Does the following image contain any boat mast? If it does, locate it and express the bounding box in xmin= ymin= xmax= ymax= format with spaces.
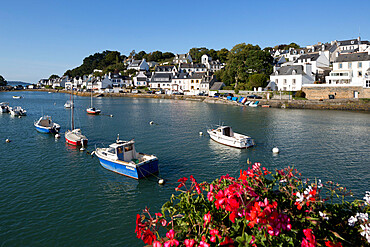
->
xmin=91 ymin=86 xmax=93 ymax=108
xmin=71 ymin=86 xmax=74 ymax=130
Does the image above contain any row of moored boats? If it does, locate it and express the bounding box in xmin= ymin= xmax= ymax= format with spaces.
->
xmin=1 ymin=102 xmax=27 ymax=116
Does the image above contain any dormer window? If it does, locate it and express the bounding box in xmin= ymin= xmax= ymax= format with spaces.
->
xmin=351 ymin=40 xmax=354 ymax=44
xmin=292 ymin=70 xmax=296 ymax=75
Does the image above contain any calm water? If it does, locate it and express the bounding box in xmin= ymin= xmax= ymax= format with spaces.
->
xmin=0 ymin=91 xmax=369 ymax=246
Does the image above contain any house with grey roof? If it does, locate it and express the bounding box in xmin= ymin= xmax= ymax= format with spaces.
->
xmin=201 ymin=54 xmax=224 ymax=72
xmin=179 ymin=63 xmax=207 ymax=73
xmin=294 ymin=52 xmax=331 ymax=82
xmin=171 ymin=71 xmax=215 ymax=95
xmin=270 ymin=64 xmax=315 ymax=91
xmin=173 ymin=53 xmax=192 ymax=64
xmin=127 ymin=59 xmax=149 ymax=71
xmin=133 ymin=71 xmax=151 ymax=87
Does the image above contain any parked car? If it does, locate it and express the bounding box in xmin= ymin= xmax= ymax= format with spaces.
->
xmin=247 ymin=95 xmax=262 ymax=99
xmin=173 ymin=92 xmax=184 ymax=95
xmin=146 ymin=91 xmax=155 ymax=94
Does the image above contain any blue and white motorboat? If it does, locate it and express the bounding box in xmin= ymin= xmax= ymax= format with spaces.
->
xmin=0 ymin=102 xmax=10 ymax=113
xmin=34 ymin=115 xmax=61 ymax=133
xmin=93 ymin=135 xmax=159 ymax=179
xmin=9 ymin=106 xmax=26 ymax=116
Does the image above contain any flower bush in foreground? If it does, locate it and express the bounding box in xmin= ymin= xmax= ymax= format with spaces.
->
xmin=135 ymin=164 xmax=370 ymax=246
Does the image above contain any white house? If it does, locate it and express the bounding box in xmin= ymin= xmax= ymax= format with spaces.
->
xmin=294 ymin=52 xmax=331 ymax=82
xmin=179 ymin=63 xmax=207 ymax=73
xmin=127 ymin=59 xmax=149 ymax=71
xmin=173 ymin=53 xmax=192 ymax=64
xmin=325 ymin=52 xmax=370 ymax=88
xmin=270 ymin=64 xmax=315 ymax=91
xmin=201 ymin=54 xmax=224 ymax=72
xmin=133 ymin=71 xmax=151 ymax=87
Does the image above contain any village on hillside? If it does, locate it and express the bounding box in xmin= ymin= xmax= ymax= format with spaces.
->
xmin=35 ymin=37 xmax=370 ymax=100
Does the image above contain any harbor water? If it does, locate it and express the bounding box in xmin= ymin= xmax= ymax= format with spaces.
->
xmin=0 ymin=91 xmax=369 ymax=246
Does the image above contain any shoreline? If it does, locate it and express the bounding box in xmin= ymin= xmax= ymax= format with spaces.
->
xmin=13 ymin=89 xmax=370 ymax=111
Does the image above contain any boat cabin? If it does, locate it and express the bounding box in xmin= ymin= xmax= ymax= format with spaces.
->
xmin=39 ymin=116 xmax=53 ymax=127
xmin=104 ymin=139 xmax=138 ymax=162
xmin=217 ymin=126 xmax=234 ymax=137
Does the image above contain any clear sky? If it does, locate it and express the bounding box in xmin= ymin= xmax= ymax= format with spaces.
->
xmin=1 ymin=0 xmax=369 ymax=83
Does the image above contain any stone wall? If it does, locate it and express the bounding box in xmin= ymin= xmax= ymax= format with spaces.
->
xmin=302 ymin=86 xmax=370 ymax=100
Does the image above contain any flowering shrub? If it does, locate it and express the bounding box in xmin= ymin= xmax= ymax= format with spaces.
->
xmin=135 ymin=164 xmax=370 ymax=246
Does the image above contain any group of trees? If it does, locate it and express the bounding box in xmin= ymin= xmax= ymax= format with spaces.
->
xmin=188 ymin=47 xmax=229 ymax=64
xmin=214 ymin=43 xmax=273 ymax=90
xmin=133 ymin=50 xmax=175 ymax=62
xmin=64 ymin=50 xmax=127 ymax=78
xmin=0 ymin=75 xmax=7 ymax=86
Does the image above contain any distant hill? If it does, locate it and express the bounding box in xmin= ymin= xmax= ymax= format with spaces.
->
xmin=7 ymin=81 xmax=31 ymax=87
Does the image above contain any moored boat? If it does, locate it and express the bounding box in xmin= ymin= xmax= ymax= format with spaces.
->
xmin=9 ymin=106 xmax=27 ymax=116
xmin=0 ymin=102 xmax=10 ymax=113
xmin=34 ymin=115 xmax=61 ymax=133
xmin=93 ymin=135 xmax=159 ymax=179
xmin=64 ymin=100 xmax=73 ymax=108
xmin=86 ymin=89 xmax=101 ymax=115
xmin=207 ymin=125 xmax=254 ymax=149
xmin=12 ymin=96 xmax=22 ymax=99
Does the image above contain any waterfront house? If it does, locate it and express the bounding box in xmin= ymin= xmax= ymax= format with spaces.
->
xmin=294 ymin=52 xmax=331 ymax=82
xmin=133 ymin=71 xmax=151 ymax=87
xmin=179 ymin=63 xmax=207 ymax=73
xmin=127 ymin=59 xmax=149 ymax=71
xmin=173 ymin=53 xmax=192 ymax=64
xmin=270 ymin=64 xmax=315 ymax=91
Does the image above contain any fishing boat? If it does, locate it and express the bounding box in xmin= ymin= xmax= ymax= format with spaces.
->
xmin=86 ymin=89 xmax=101 ymax=115
xmin=34 ymin=115 xmax=61 ymax=133
xmin=207 ymin=125 xmax=255 ymax=149
xmin=9 ymin=106 xmax=27 ymax=116
xmin=0 ymin=102 xmax=10 ymax=113
xmin=93 ymin=135 xmax=159 ymax=179
xmin=65 ymin=87 xmax=88 ymax=146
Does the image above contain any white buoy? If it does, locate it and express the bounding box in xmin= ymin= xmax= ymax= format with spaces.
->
xmin=18 ymin=116 xmax=22 ymax=118
xmin=80 ymin=147 xmax=85 ymax=151
xmin=272 ymin=147 xmax=280 ymax=154
xmin=5 ymin=139 xmax=11 ymax=143
xmin=55 ymin=134 xmax=61 ymax=139
xmin=149 ymin=121 xmax=154 ymax=125
xmin=158 ymin=179 xmax=165 ymax=185
xmin=110 ymin=114 xmax=113 ymax=117
xmin=199 ymin=131 xmax=203 ymax=136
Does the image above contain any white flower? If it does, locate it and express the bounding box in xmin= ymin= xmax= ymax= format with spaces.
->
xmin=319 ymin=211 xmax=329 ymax=220
xmin=360 ymin=223 xmax=370 ymax=243
xmin=348 ymin=216 xmax=358 ymax=226
xmin=356 ymin=213 xmax=369 ymax=222
xmin=295 ymin=192 xmax=304 ymax=203
xmin=317 ymin=179 xmax=323 ymax=189
xmin=279 ymin=179 xmax=287 ymax=183
xmin=364 ymin=191 xmax=370 ymax=205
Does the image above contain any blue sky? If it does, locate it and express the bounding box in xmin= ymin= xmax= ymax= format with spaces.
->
xmin=1 ymin=0 xmax=369 ymax=83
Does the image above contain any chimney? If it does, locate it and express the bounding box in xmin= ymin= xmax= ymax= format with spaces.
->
xmin=303 ymin=63 xmax=312 ymax=78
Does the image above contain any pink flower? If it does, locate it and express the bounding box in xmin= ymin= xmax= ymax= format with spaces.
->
xmin=199 ymin=241 xmax=210 ymax=247
xmin=153 ymin=240 xmax=162 ymax=247
xmin=203 ymin=212 xmax=211 ymax=227
xmin=301 ymin=229 xmax=316 ymax=247
xmin=164 ymin=229 xmax=179 ymax=247
xmin=184 ymin=239 xmax=196 ymax=247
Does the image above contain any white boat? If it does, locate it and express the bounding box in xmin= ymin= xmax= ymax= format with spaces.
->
xmin=9 ymin=106 xmax=27 ymax=116
xmin=65 ymin=87 xmax=88 ymax=146
xmin=93 ymin=135 xmax=159 ymax=179
xmin=249 ymin=101 xmax=259 ymax=107
xmin=0 ymin=102 xmax=10 ymax=113
xmin=34 ymin=116 xmax=61 ymax=133
xmin=12 ymin=96 xmax=22 ymax=99
xmin=207 ymin=126 xmax=255 ymax=149
xmin=64 ymin=100 xmax=73 ymax=108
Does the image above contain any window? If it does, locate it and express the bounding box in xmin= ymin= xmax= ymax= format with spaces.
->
xmin=366 ymin=80 xmax=370 ymax=88
xmin=348 ymin=62 xmax=352 ymax=69
xmin=358 ymin=71 xmax=362 ymax=77
xmin=283 ymin=79 xmax=287 ymax=85
xmin=358 ymin=62 xmax=362 ymax=68
xmin=339 ymin=63 xmax=342 ymax=69
xmin=292 ymin=79 xmax=296 ymax=85
xmin=275 ymin=79 xmax=278 ymax=84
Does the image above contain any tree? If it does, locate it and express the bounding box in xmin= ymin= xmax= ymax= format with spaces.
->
xmin=134 ymin=51 xmax=146 ymax=60
xmin=189 ymin=47 xmax=209 ymax=63
xmin=49 ymin=74 xmax=60 ymax=80
xmin=221 ymin=43 xmax=273 ymax=87
xmin=247 ymin=73 xmax=269 ymax=90
xmin=0 ymin=75 xmax=7 ymax=86
xmin=217 ymin=48 xmax=229 ymax=63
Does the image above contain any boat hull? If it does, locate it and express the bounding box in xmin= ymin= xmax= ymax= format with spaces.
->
xmin=97 ymin=156 xmax=159 ymax=179
xmin=207 ymin=130 xmax=254 ymax=149
xmin=35 ymin=125 xmax=60 ymax=134
xmin=86 ymin=109 xmax=101 ymax=115
xmin=65 ymin=137 xmax=88 ymax=146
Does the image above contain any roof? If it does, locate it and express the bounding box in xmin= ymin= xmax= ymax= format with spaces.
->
xmin=273 ymin=65 xmax=305 ymax=76
xmin=337 ymin=39 xmax=361 ymax=46
xmin=128 ymin=60 xmax=142 ymax=67
xmin=295 ymin=53 xmax=320 ymax=62
xmin=210 ymin=82 xmax=225 ymax=90
xmin=336 ymin=52 xmax=370 ymax=62
xmin=155 ymin=65 xmax=175 ymax=72
xmin=180 ymin=63 xmax=206 ymax=69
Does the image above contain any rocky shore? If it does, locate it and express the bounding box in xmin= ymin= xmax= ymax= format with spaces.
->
xmin=24 ymin=89 xmax=370 ymax=111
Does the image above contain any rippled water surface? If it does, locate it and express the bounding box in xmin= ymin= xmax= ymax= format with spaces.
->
xmin=0 ymin=91 xmax=369 ymax=246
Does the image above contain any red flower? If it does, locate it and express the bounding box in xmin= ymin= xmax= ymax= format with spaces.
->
xmin=220 ymin=236 xmax=234 ymax=246
xmin=141 ymin=229 xmax=156 ymax=245
xmin=153 ymin=240 xmax=162 ymax=247
xmin=135 ymin=214 xmax=143 ymax=238
xmin=164 ymin=229 xmax=179 ymax=247
xmin=325 ymin=241 xmax=342 ymax=247
xmin=177 ymin=177 xmax=188 ymax=189
xmin=301 ymin=229 xmax=316 ymax=247
xmin=184 ymin=239 xmax=196 ymax=247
